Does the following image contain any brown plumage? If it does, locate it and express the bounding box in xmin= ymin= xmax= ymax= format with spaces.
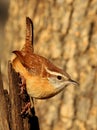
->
xmin=12 ymin=50 xmax=70 ymax=78
xmin=12 ymin=17 xmax=78 ymax=99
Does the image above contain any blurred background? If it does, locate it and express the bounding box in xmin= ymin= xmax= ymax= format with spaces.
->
xmin=0 ymin=0 xmax=97 ymax=130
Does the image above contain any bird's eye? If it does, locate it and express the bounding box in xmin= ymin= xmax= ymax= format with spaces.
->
xmin=57 ymin=75 xmax=62 ymax=80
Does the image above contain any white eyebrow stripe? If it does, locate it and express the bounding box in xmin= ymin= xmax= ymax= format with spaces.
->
xmin=45 ymin=67 xmax=66 ymax=79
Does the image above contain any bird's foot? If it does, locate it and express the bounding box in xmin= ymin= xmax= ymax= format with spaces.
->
xmin=18 ymin=74 xmax=26 ymax=95
xmin=21 ymin=101 xmax=31 ymax=117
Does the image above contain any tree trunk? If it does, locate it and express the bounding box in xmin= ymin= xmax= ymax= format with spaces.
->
xmin=1 ymin=0 xmax=97 ymax=130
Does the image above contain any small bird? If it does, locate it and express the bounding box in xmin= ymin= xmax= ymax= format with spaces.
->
xmin=12 ymin=17 xmax=78 ymax=100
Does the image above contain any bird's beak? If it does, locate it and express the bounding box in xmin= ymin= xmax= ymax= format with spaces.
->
xmin=69 ymin=79 xmax=79 ymax=86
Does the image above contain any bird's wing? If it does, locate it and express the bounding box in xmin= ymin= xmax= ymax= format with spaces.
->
xmin=12 ymin=50 xmax=43 ymax=75
xmin=12 ymin=50 xmax=26 ymax=66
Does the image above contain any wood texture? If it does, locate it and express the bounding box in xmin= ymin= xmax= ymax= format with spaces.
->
xmin=8 ymin=61 xmax=24 ymax=130
xmin=0 ymin=65 xmax=10 ymax=130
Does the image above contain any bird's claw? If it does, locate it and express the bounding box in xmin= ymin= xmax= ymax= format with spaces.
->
xmin=20 ymin=102 xmax=31 ymax=118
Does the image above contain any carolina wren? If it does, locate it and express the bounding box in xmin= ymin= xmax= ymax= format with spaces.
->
xmin=12 ymin=17 xmax=78 ymax=100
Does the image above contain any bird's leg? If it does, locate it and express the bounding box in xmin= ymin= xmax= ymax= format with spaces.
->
xmin=18 ymin=74 xmax=26 ymax=95
xmin=21 ymin=97 xmax=35 ymax=117
xmin=21 ymin=101 xmax=31 ymax=117
xmin=30 ymin=97 xmax=34 ymax=108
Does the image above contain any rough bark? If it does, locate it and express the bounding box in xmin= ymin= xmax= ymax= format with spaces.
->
xmin=8 ymin=62 xmax=24 ymax=130
xmin=0 ymin=65 xmax=10 ymax=130
xmin=1 ymin=0 xmax=97 ymax=130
